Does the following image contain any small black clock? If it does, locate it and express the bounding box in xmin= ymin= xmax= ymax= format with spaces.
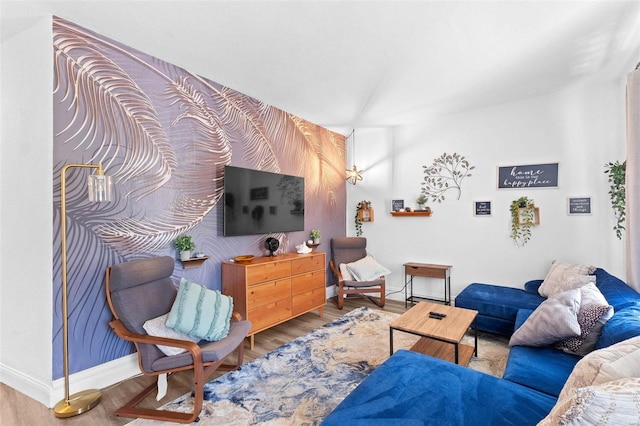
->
xmin=265 ymin=237 xmax=280 ymax=257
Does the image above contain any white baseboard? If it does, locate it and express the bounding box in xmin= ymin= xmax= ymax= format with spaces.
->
xmin=1 ymin=353 xmax=140 ymax=408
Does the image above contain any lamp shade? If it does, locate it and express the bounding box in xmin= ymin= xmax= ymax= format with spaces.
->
xmin=87 ymin=174 xmax=113 ymax=202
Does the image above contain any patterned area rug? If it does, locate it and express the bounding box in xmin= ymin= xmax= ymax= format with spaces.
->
xmin=129 ymin=307 xmax=509 ymax=425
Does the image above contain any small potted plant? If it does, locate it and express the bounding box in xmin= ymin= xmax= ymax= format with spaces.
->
xmin=174 ymin=235 xmax=196 ymax=261
xmin=416 ymin=194 xmax=428 ymax=210
xmin=310 ymin=229 xmax=321 ymax=244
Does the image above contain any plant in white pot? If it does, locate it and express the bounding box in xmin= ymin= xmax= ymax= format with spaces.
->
xmin=175 ymin=235 xmax=196 ymax=261
xmin=310 ymin=229 xmax=321 ymax=244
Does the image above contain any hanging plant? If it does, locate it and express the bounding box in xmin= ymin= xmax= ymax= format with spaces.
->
xmin=422 ymin=152 xmax=475 ymax=202
xmin=605 ymin=161 xmax=626 ymax=240
xmin=509 ymin=196 xmax=535 ymax=247
xmin=354 ymin=200 xmax=371 ymax=236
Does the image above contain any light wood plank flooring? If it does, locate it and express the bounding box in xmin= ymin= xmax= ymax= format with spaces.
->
xmin=0 ymin=298 xmax=407 ymax=426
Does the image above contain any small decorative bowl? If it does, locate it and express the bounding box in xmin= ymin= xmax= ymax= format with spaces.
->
xmin=234 ymin=255 xmax=255 ymax=264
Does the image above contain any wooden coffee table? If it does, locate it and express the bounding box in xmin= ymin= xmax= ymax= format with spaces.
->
xmin=389 ymin=301 xmax=478 ymax=365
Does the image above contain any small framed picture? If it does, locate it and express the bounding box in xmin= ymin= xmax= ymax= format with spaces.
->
xmin=568 ymin=197 xmax=591 ymax=215
xmin=391 ymin=199 xmax=404 ymax=212
xmin=473 ymin=201 xmax=492 ymax=216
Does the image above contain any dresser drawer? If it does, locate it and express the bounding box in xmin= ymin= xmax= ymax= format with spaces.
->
xmin=248 ymin=298 xmax=292 ymax=333
xmin=246 ymin=261 xmax=292 ymax=285
xmin=291 ymin=271 xmax=325 ymax=295
xmin=291 ymin=253 xmax=324 ymax=275
xmin=247 ymin=278 xmax=291 ymax=308
xmin=292 ymin=288 xmax=325 ymax=316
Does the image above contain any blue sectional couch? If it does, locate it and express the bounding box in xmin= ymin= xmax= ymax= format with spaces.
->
xmin=322 ymin=267 xmax=640 ymax=425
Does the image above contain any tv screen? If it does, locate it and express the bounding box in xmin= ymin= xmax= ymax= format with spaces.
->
xmin=223 ymin=166 xmax=305 ymax=236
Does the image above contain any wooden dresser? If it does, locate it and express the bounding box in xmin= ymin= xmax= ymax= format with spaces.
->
xmin=221 ymin=252 xmax=326 ymax=347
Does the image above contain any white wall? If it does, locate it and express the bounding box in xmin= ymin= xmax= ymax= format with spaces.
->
xmin=348 ymin=81 xmax=627 ymax=302
xmin=0 ymin=10 xmax=55 ymax=403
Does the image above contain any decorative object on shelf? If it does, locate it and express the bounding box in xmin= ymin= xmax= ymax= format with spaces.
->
xmin=265 ymin=237 xmax=280 ymax=257
xmin=345 ymin=129 xmax=364 ymax=185
xmin=174 ymin=234 xmax=195 ymax=261
xmin=605 ymin=160 xmax=626 ymax=239
xmin=416 ymin=194 xmax=428 ymax=210
xmin=422 ymin=152 xmax=475 ymax=202
xmin=233 ymin=255 xmax=255 ymax=264
xmin=310 ymin=229 xmax=321 ymax=244
xmin=54 ymin=162 xmax=113 ymax=418
xmin=296 ymin=242 xmax=313 ymax=254
xmin=391 ymin=199 xmax=405 ymax=212
xmin=355 ymin=200 xmax=373 ymax=236
xmin=509 ymin=196 xmax=538 ymax=247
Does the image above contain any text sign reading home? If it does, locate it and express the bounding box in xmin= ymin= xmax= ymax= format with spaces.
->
xmin=498 ymin=163 xmax=559 ymax=189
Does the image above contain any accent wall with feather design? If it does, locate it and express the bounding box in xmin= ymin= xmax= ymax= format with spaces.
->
xmin=52 ymin=17 xmax=346 ymax=379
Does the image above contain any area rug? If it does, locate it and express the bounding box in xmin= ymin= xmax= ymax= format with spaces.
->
xmin=128 ymin=307 xmax=509 ymax=425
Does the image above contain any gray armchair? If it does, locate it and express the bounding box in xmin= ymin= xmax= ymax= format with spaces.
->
xmin=329 ymin=237 xmax=386 ymax=309
xmin=105 ymin=256 xmax=251 ymax=423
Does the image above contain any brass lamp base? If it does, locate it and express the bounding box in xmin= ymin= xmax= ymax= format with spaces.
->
xmin=53 ymin=389 xmax=102 ymax=418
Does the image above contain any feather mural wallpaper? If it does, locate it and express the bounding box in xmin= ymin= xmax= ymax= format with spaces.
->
xmin=52 ymin=17 xmax=346 ymax=379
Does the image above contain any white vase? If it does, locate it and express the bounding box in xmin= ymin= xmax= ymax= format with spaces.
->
xmin=180 ymin=250 xmax=191 ymax=261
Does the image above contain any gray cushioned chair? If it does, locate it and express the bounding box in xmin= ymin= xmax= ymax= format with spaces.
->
xmin=330 ymin=237 xmax=386 ymax=309
xmin=105 ymin=256 xmax=251 ymax=423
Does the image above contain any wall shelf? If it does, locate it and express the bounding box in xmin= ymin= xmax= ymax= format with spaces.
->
xmin=517 ymin=207 xmax=540 ymax=225
xmin=391 ymin=211 xmax=432 ymax=217
xmin=180 ymin=256 xmax=209 ymax=269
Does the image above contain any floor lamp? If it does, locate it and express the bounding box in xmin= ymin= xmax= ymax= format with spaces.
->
xmin=54 ymin=163 xmax=112 ymax=418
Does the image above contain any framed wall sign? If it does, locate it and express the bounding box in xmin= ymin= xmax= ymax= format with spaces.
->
xmin=391 ymin=199 xmax=405 ymax=212
xmin=568 ymin=197 xmax=591 ymax=215
xmin=497 ymin=163 xmax=559 ymax=189
xmin=473 ymin=201 xmax=492 ymax=216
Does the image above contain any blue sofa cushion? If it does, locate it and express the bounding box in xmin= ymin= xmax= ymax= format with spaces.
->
xmin=503 ymin=309 xmax=581 ymax=397
xmin=455 ymin=283 xmax=545 ymax=335
xmin=524 ymin=279 xmax=543 ymax=294
xmin=595 ymin=268 xmax=640 ymax=310
xmin=596 ymin=304 xmax=640 ymax=349
xmin=322 ymin=350 xmax=556 ymax=426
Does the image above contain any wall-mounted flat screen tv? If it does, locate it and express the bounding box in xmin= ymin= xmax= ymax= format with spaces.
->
xmin=223 ymin=165 xmax=305 ymax=236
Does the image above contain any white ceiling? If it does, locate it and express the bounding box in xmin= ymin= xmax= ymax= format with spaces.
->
xmin=3 ymin=1 xmax=640 ymax=133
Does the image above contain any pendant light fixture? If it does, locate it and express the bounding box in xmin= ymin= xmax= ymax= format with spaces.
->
xmin=345 ymin=128 xmax=363 ymax=185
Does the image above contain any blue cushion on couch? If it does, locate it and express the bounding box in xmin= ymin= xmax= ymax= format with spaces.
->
xmin=322 ymin=350 xmax=556 ymax=426
xmin=455 ymin=283 xmax=545 ymax=335
xmin=595 ymin=268 xmax=640 ymax=310
xmin=596 ymin=304 xmax=640 ymax=349
xmin=503 ymin=309 xmax=581 ymax=397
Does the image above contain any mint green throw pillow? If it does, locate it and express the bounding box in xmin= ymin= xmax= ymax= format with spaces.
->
xmin=166 ymin=278 xmax=233 ymax=341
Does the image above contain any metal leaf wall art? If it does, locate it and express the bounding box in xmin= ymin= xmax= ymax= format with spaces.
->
xmin=421 ymin=152 xmax=475 ymax=202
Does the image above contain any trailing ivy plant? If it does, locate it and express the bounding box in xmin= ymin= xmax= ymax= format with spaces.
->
xmin=605 ymin=161 xmax=626 ymax=240
xmin=354 ymin=200 xmax=371 ymax=236
xmin=509 ymin=196 xmax=535 ymax=247
xmin=422 ymin=152 xmax=475 ymax=203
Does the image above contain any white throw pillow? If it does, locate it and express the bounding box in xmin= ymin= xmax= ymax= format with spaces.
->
xmin=509 ymin=288 xmax=581 ymax=347
xmin=339 ymin=263 xmax=354 ymax=281
xmin=346 ymin=255 xmax=391 ymax=281
xmin=538 ymin=261 xmax=596 ymax=297
xmin=555 ymin=283 xmax=613 ymax=355
xmin=143 ymin=313 xmax=200 ymax=356
xmin=538 ymin=377 xmax=640 ymax=426
xmin=556 ymin=335 xmax=640 ymax=402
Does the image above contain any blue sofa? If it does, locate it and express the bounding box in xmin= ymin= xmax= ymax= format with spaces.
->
xmin=322 ymin=268 xmax=640 ymax=425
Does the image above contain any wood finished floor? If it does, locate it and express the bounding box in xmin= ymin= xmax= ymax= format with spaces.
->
xmin=0 ymin=298 xmax=408 ymax=426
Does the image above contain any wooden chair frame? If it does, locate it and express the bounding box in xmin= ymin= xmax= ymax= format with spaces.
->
xmin=329 ymin=260 xmax=386 ymax=309
xmin=106 ymin=267 xmax=246 ymax=424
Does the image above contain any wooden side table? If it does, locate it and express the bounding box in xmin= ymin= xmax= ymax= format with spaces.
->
xmin=404 ymin=263 xmax=452 ymax=307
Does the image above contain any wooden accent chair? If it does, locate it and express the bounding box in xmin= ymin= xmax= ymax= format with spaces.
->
xmin=105 ymin=256 xmax=251 ymax=423
xmin=329 ymin=237 xmax=386 ymax=309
